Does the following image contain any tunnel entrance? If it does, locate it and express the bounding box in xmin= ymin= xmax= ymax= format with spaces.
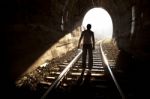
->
xmin=82 ymin=8 xmax=113 ymax=41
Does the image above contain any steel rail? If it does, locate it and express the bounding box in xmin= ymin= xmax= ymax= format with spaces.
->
xmin=100 ymin=40 xmax=126 ymax=99
xmin=41 ymin=49 xmax=82 ymax=99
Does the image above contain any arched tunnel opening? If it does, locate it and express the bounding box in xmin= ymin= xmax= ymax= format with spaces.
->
xmin=82 ymin=7 xmax=113 ymax=40
xmin=3 ymin=0 xmax=150 ymax=99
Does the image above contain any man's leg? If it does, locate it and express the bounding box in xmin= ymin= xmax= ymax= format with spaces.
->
xmin=88 ymin=45 xmax=93 ymax=69
xmin=82 ymin=45 xmax=87 ymax=68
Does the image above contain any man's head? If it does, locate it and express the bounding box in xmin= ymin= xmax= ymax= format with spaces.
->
xmin=87 ymin=24 xmax=91 ymax=30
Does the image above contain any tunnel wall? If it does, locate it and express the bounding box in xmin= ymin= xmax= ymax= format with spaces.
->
xmin=5 ymin=0 xmax=150 ymax=82
xmin=6 ymin=0 xmax=82 ymax=81
xmin=129 ymin=0 xmax=150 ymax=60
xmin=24 ymin=26 xmax=81 ymax=75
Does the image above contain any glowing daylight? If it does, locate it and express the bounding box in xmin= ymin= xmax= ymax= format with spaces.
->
xmin=82 ymin=8 xmax=113 ymax=40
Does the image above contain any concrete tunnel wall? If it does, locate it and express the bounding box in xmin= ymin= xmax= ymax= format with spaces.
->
xmin=4 ymin=0 xmax=150 ymax=81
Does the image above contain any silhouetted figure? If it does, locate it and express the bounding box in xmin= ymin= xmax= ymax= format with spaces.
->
xmin=78 ymin=24 xmax=95 ymax=69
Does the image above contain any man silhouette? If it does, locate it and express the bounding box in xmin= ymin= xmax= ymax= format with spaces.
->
xmin=78 ymin=24 xmax=95 ymax=69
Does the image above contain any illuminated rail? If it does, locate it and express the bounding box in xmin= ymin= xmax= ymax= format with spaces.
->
xmin=41 ymin=49 xmax=82 ymax=99
xmin=40 ymin=40 xmax=125 ymax=99
xmin=100 ymin=40 xmax=126 ymax=99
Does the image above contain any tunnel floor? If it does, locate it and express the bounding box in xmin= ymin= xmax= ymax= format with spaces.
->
xmin=11 ymin=39 xmax=149 ymax=99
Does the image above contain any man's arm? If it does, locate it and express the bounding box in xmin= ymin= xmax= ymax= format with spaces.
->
xmin=78 ymin=32 xmax=84 ymax=48
xmin=92 ymin=32 xmax=95 ymax=50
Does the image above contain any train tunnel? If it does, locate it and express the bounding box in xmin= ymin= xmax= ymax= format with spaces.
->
xmin=3 ymin=0 xmax=150 ymax=98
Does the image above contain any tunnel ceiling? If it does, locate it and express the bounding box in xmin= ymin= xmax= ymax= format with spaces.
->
xmin=6 ymin=0 xmax=133 ymax=32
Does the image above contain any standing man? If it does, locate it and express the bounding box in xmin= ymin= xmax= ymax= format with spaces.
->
xmin=78 ymin=24 xmax=95 ymax=69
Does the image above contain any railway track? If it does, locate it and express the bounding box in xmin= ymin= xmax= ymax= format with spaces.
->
xmin=36 ymin=41 xmax=125 ymax=99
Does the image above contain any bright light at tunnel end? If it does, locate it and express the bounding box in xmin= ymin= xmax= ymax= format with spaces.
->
xmin=82 ymin=8 xmax=113 ymax=40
